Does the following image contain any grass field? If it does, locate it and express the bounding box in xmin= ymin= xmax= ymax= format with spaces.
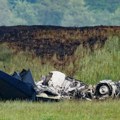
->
xmin=0 ymin=36 xmax=119 ymax=120
xmin=0 ymin=100 xmax=120 ymax=120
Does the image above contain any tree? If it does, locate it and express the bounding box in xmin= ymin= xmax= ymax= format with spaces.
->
xmin=11 ymin=0 xmax=38 ymax=25
xmin=34 ymin=0 xmax=66 ymax=25
xmin=0 ymin=0 xmax=27 ymax=26
xmin=1 ymin=0 xmax=120 ymax=26
xmin=85 ymin=0 xmax=120 ymax=12
xmin=61 ymin=0 xmax=94 ymax=26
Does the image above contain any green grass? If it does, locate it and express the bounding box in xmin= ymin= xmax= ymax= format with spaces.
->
xmin=75 ymin=36 xmax=120 ymax=84
xmin=0 ymin=36 xmax=119 ymax=84
xmin=0 ymin=44 xmax=55 ymax=80
xmin=0 ymin=100 xmax=120 ymax=120
xmin=0 ymin=36 xmax=120 ymax=120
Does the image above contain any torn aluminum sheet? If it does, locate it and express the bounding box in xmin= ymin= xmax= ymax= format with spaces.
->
xmin=36 ymin=71 xmax=94 ymax=100
xmin=36 ymin=71 xmax=120 ymax=101
xmin=0 ymin=69 xmax=119 ymax=101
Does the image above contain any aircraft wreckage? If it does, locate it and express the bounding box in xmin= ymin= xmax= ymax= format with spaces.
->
xmin=0 ymin=69 xmax=120 ymax=101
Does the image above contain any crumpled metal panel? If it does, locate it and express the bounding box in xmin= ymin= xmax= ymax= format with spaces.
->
xmin=36 ymin=71 xmax=120 ymax=101
xmin=0 ymin=70 xmax=36 ymax=100
xmin=0 ymin=69 xmax=120 ymax=101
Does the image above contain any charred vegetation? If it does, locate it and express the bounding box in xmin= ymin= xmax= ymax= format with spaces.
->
xmin=0 ymin=25 xmax=119 ymax=69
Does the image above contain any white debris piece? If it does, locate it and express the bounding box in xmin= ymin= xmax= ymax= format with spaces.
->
xmin=35 ymin=71 xmax=120 ymax=101
xmin=95 ymin=80 xmax=118 ymax=99
xmin=36 ymin=71 xmax=90 ymax=100
xmin=49 ymin=71 xmax=66 ymax=89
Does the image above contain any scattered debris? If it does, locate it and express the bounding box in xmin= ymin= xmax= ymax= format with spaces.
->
xmin=95 ymin=80 xmax=120 ymax=99
xmin=0 ymin=69 xmax=119 ymax=101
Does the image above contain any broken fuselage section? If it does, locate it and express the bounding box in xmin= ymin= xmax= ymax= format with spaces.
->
xmin=0 ymin=70 xmax=119 ymax=101
xmin=36 ymin=71 xmax=93 ymax=101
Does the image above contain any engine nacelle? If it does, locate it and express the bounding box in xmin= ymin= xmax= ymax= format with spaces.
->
xmin=95 ymin=80 xmax=118 ymax=99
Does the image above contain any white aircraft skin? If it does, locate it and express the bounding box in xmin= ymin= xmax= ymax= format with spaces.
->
xmin=49 ymin=71 xmax=66 ymax=88
xmin=35 ymin=71 xmax=120 ymax=101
